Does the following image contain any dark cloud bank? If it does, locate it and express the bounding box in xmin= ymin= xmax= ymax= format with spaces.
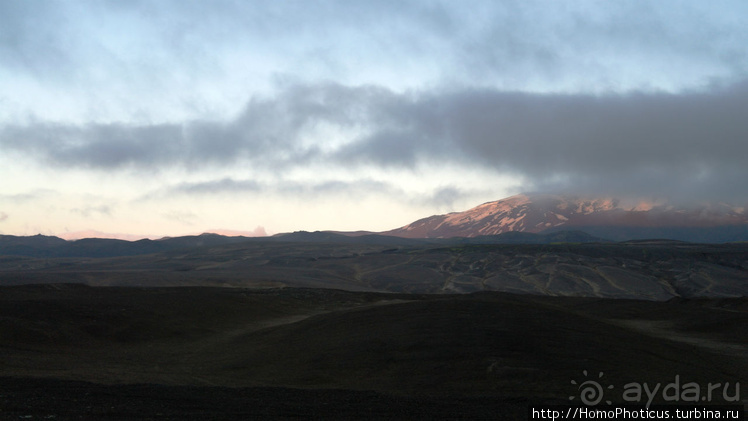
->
xmin=2 ymin=80 xmax=747 ymax=204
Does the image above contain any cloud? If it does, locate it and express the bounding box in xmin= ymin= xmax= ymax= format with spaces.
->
xmin=0 ymin=212 xmax=8 ymax=222
xmin=166 ymin=178 xmax=263 ymax=196
xmin=0 ymin=2 xmax=71 ymax=78
xmin=0 ymin=122 xmax=185 ymax=169
xmin=443 ymin=82 xmax=748 ymax=202
xmin=2 ymin=1 xmax=748 ymax=127
xmin=3 ymin=80 xmax=748 ymax=203
xmin=337 ymin=81 xmax=748 ymax=202
xmin=0 ymin=84 xmax=381 ymax=169
xmin=0 ymin=190 xmax=57 ymax=204
xmin=3 ymin=1 xmax=745 ymax=89
xmin=162 ymin=210 xmax=198 ymax=226
xmin=145 ymin=176 xmax=479 ymax=209
xmin=70 ymin=205 xmax=112 ymax=218
xmin=150 ymin=177 xmax=398 ymax=200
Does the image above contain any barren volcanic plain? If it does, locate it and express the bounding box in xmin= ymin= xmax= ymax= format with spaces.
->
xmin=0 ymin=238 xmax=746 ymax=419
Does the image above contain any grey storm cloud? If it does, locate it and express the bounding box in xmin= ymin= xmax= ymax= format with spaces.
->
xmin=3 ymin=80 xmax=748 ymax=202
xmin=0 ymin=84 xmax=407 ymax=169
xmin=1 ymin=123 xmax=184 ymax=169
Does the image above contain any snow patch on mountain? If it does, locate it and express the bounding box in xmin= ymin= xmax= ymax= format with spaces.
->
xmin=383 ymin=193 xmax=748 ymax=239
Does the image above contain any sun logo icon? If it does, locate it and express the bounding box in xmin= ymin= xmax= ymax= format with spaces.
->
xmin=570 ymin=370 xmax=614 ymax=406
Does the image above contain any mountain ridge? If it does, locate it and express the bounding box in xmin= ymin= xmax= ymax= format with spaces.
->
xmin=383 ymin=193 xmax=748 ymax=242
xmin=0 ymin=230 xmax=609 ymax=258
xmin=2 ymin=193 xmax=747 ymax=257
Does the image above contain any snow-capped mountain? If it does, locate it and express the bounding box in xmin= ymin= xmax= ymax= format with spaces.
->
xmin=383 ymin=193 xmax=748 ymax=242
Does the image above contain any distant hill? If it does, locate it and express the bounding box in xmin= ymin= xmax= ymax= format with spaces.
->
xmin=270 ymin=231 xmax=429 ymax=246
xmin=0 ymin=234 xmax=69 ymax=257
xmin=384 ymin=193 xmax=748 ymax=243
xmin=0 ymin=230 xmax=609 ymax=259
xmin=0 ymin=233 xmax=254 ymax=258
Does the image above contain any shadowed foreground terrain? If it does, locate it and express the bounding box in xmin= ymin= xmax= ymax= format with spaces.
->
xmin=0 ymin=284 xmax=745 ymax=419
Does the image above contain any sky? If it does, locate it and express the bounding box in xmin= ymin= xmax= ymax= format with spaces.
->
xmin=1 ymin=0 xmax=747 ymax=239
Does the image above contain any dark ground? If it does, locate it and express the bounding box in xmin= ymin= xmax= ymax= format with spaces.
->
xmin=0 ymin=284 xmax=745 ymax=419
xmin=0 ymin=377 xmax=532 ymax=420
